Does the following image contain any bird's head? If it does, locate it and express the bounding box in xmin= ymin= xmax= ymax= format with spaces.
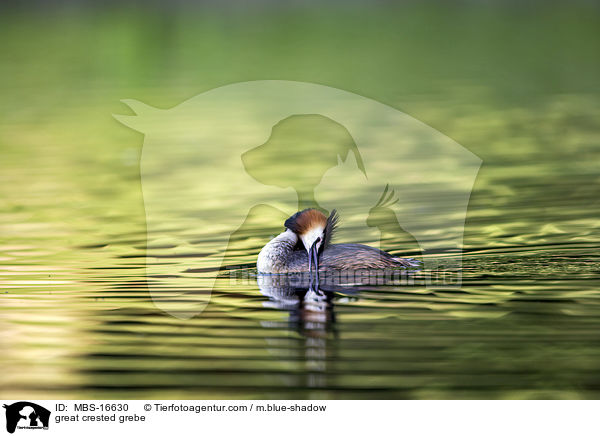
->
xmin=285 ymin=208 xmax=338 ymax=282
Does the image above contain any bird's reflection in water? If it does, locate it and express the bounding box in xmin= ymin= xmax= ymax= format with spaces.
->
xmin=257 ymin=274 xmax=354 ymax=389
xmin=257 ymin=274 xmax=351 ymax=334
xmin=290 ymin=287 xmax=335 ymax=334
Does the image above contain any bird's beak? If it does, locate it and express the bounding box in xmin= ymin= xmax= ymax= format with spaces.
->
xmin=307 ymin=245 xmax=313 ymax=286
xmin=309 ymin=242 xmax=320 ymax=285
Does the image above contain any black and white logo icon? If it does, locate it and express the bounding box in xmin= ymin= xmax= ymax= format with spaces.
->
xmin=3 ymin=402 xmax=50 ymax=434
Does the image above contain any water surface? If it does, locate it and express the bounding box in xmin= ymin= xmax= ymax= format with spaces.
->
xmin=1 ymin=3 xmax=599 ymax=399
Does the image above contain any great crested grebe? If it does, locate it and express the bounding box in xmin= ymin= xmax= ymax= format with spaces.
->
xmin=257 ymin=208 xmax=415 ymax=278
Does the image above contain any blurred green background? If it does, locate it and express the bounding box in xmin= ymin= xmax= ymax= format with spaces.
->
xmin=2 ymin=0 xmax=599 ymax=223
xmin=1 ymin=1 xmax=599 ymax=399
xmin=2 ymin=0 xmax=599 ymax=227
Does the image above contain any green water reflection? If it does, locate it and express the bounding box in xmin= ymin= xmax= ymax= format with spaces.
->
xmin=1 ymin=2 xmax=599 ymax=399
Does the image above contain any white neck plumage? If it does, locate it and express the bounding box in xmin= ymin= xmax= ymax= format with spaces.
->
xmin=257 ymin=229 xmax=298 ymax=273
